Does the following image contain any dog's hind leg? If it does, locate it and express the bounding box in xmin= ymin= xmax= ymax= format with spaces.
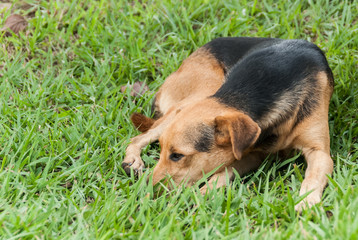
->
xmin=294 ymin=145 xmax=333 ymax=212
xmin=122 ymin=109 xmax=179 ymax=175
xmin=292 ymin=71 xmax=334 ymax=212
xmin=293 ymin=117 xmax=333 ymax=211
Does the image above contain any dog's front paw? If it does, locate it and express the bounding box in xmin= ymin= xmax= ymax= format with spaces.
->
xmin=122 ymin=155 xmax=145 ymax=176
xmin=294 ymin=194 xmax=321 ymax=212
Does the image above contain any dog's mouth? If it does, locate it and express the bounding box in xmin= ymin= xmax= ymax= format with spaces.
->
xmin=151 ymin=168 xmax=217 ymax=194
xmin=197 ymin=173 xmax=215 ymax=189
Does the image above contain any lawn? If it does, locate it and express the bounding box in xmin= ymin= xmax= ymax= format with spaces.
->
xmin=0 ymin=0 xmax=357 ymax=239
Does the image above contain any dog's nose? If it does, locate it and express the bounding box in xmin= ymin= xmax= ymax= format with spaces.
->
xmin=152 ymin=172 xmax=165 ymax=186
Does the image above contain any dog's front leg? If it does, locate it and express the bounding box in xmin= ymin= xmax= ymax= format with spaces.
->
xmin=199 ymin=167 xmax=234 ymax=195
xmin=200 ymin=152 xmax=263 ymax=194
xmin=122 ymin=110 xmax=178 ymax=175
xmin=123 ymin=126 xmax=164 ymax=174
xmin=295 ymin=148 xmax=333 ymax=212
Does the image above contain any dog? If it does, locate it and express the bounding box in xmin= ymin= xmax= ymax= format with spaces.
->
xmin=122 ymin=37 xmax=334 ymax=211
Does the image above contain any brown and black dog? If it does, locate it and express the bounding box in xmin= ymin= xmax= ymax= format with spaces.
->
xmin=122 ymin=37 xmax=334 ymax=211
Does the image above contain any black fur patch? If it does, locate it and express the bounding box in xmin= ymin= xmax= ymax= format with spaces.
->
xmin=204 ymin=37 xmax=280 ymax=71
xmin=212 ymin=40 xmax=331 ymax=125
xmin=254 ymin=128 xmax=278 ymax=151
xmin=294 ymin=80 xmax=319 ymax=127
xmin=194 ymin=124 xmax=214 ymax=152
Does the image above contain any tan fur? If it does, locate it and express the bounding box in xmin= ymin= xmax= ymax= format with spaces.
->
xmin=290 ymin=72 xmax=333 ymax=211
xmin=123 ymin=48 xmax=225 ymax=173
xmin=200 ymin=151 xmax=265 ymax=194
xmin=124 ymin=45 xmax=333 ymax=213
xmin=154 ymin=48 xmax=225 ymax=115
xmin=215 ymin=112 xmax=261 ymax=160
xmin=152 ymin=98 xmax=263 ymax=186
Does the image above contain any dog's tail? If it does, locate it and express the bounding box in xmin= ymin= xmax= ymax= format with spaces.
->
xmin=131 ymin=113 xmax=156 ymax=132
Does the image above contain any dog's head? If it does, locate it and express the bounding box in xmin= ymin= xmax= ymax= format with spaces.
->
xmin=152 ymin=99 xmax=261 ymax=186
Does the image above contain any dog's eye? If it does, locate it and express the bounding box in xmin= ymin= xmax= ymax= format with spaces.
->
xmin=169 ymin=153 xmax=184 ymax=162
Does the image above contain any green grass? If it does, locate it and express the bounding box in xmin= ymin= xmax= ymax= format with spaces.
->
xmin=0 ymin=0 xmax=357 ymax=239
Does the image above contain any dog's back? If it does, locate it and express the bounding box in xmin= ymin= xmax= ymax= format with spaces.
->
xmin=204 ymin=37 xmax=280 ymax=71
xmin=125 ymin=37 xmax=334 ymax=211
xmin=213 ymin=40 xmax=333 ymax=125
xmin=212 ymin=39 xmax=333 ymax=152
xmin=153 ymin=37 xmax=279 ymax=117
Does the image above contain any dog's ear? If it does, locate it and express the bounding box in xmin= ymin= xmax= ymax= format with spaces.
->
xmin=214 ymin=112 xmax=261 ymax=160
xmin=131 ymin=113 xmax=156 ymax=132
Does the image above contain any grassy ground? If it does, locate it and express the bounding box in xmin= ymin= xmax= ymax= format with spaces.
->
xmin=0 ymin=0 xmax=357 ymax=239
